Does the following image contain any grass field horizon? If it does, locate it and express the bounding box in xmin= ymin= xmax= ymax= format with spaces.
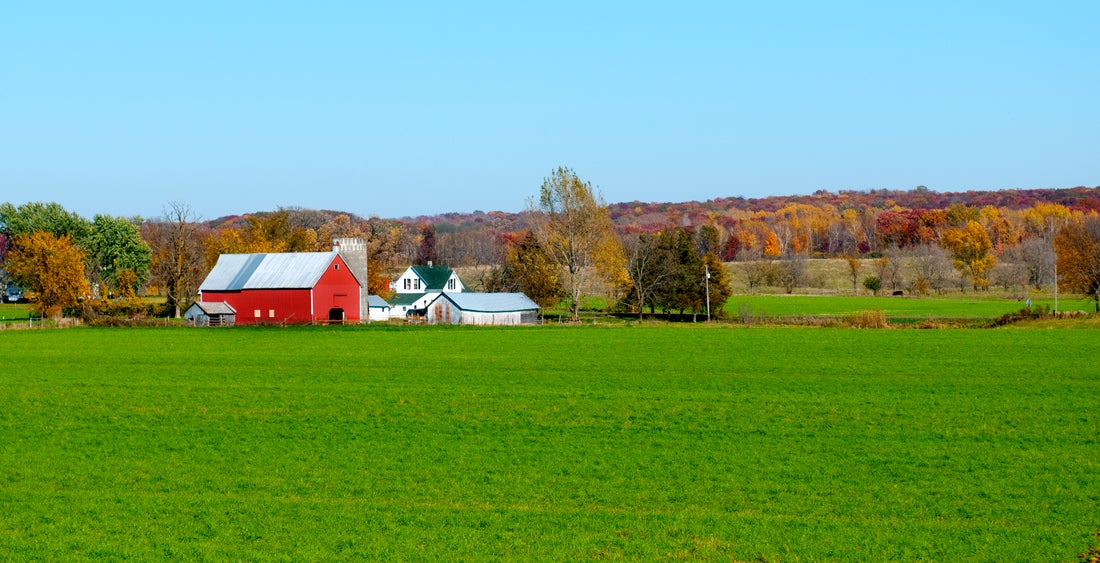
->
xmin=2 ymin=325 xmax=1097 ymax=560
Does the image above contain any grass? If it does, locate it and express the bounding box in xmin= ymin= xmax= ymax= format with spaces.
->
xmin=724 ymin=294 xmax=1095 ymax=319
xmin=1 ymin=325 xmax=1098 ymax=561
xmin=0 ymin=303 xmax=34 ymax=324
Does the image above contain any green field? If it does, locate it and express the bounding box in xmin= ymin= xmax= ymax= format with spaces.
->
xmin=724 ymin=294 xmax=1095 ymax=319
xmin=2 ymin=325 xmax=1098 ymax=561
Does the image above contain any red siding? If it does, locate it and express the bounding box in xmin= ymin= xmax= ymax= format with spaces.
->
xmin=202 ymin=255 xmax=361 ymax=324
xmin=312 ymin=255 xmax=361 ymax=322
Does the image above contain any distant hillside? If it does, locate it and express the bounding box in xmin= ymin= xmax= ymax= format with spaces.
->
xmin=401 ymin=186 xmax=1100 ymax=233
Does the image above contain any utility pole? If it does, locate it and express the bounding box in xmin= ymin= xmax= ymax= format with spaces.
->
xmin=705 ymin=263 xmax=711 ymax=322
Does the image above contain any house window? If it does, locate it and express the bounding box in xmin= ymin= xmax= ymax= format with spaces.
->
xmin=448 ymin=278 xmax=456 ymax=290
xmin=414 ymin=279 xmax=421 ymax=290
xmin=334 ymin=264 xmax=340 ymax=270
xmin=404 ymin=278 xmax=411 ymax=290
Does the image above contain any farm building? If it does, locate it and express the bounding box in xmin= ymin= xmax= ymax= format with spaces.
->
xmin=425 ymin=292 xmax=540 ymax=325
xmin=198 ymin=251 xmax=362 ymax=324
xmin=367 ymin=295 xmax=392 ymax=322
xmin=183 ymin=301 xmax=237 ymax=326
xmin=389 ymin=263 xmax=465 ymax=318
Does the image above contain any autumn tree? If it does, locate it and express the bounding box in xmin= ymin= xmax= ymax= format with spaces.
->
xmin=1055 ymin=216 xmax=1100 ymax=312
xmin=528 ymin=167 xmax=624 ymax=321
xmin=144 ymin=202 xmax=205 ymax=317
xmin=941 ymin=220 xmax=996 ymax=290
xmin=88 ymin=214 xmax=152 ymax=298
xmin=5 ymin=231 xmax=90 ymax=317
xmin=317 ymin=213 xmax=367 ymax=249
xmin=365 ymin=218 xmax=409 ymax=296
xmin=415 ymin=222 xmax=437 ymax=265
xmin=485 ymin=231 xmax=563 ymax=309
xmin=845 ymin=255 xmax=861 ymax=294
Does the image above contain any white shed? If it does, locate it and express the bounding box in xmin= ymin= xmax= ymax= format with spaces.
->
xmin=367 ymin=295 xmax=392 ymax=322
xmin=425 ymin=292 xmax=539 ymax=326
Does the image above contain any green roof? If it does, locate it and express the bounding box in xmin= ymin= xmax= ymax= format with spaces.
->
xmin=410 ymin=265 xmax=456 ymax=291
xmin=389 ymin=293 xmax=427 ymax=306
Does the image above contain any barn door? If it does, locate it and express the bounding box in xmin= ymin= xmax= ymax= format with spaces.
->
xmin=328 ymin=307 xmax=345 ymax=322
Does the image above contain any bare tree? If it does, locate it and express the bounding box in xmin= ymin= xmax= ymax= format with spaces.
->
xmin=145 ymin=202 xmax=205 ymax=317
xmin=774 ymin=253 xmax=806 ymax=294
xmin=621 ymin=232 xmax=676 ymax=319
xmin=905 ymin=244 xmax=953 ymax=295
xmin=1013 ymin=237 xmax=1055 ymax=289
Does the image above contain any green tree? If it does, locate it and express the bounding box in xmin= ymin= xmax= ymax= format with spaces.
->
xmin=0 ymin=201 xmax=92 ymax=242
xmin=5 ymin=231 xmax=90 ymax=317
xmin=528 ymin=167 xmax=623 ymax=321
xmin=702 ymin=252 xmax=731 ymax=320
xmin=651 ymin=229 xmax=706 ymax=319
xmin=88 ymin=214 xmax=152 ymax=297
xmin=1055 ymin=216 xmax=1100 ymax=312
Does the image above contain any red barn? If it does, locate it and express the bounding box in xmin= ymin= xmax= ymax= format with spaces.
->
xmin=198 ymin=252 xmax=362 ymax=324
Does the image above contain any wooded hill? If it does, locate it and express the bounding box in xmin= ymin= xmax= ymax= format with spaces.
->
xmin=392 ymin=186 xmax=1100 ymax=235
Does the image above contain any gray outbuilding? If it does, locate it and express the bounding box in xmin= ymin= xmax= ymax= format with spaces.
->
xmin=424 ymin=292 xmax=539 ymax=325
xmin=184 ymin=301 xmax=237 ymax=327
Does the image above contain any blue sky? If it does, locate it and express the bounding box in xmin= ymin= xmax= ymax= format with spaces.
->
xmin=2 ymin=1 xmax=1097 ymax=221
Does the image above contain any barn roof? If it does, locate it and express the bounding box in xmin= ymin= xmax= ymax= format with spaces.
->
xmin=189 ymin=301 xmax=237 ymax=315
xmin=409 ymin=265 xmax=457 ymax=290
xmin=200 ymin=252 xmax=351 ymax=291
xmin=436 ymin=292 xmax=539 ymax=313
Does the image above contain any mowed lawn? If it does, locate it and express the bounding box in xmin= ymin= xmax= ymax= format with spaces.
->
xmin=1 ymin=325 xmax=1097 ymax=561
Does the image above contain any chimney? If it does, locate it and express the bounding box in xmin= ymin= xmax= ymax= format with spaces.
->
xmin=427 ymin=260 xmax=433 ymax=267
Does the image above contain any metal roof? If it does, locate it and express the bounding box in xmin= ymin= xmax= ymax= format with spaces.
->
xmin=189 ymin=301 xmax=237 ymax=315
xmin=199 ymin=252 xmax=344 ymax=291
xmin=367 ymin=295 xmax=391 ymax=308
xmin=436 ymin=292 xmax=539 ymax=313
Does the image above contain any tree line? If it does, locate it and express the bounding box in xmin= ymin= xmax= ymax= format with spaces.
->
xmin=3 ymin=180 xmax=1100 ymax=319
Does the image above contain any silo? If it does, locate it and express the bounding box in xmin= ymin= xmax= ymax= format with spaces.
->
xmin=333 ymin=238 xmax=369 ymax=322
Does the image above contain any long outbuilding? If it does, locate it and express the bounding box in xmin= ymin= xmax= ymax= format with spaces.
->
xmin=424 ymin=292 xmax=540 ymax=325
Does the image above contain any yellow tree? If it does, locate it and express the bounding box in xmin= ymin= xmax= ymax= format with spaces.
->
xmin=941 ymin=220 xmax=996 ymax=289
xmin=5 ymin=231 xmax=91 ymax=317
xmin=528 ymin=167 xmax=624 ymax=321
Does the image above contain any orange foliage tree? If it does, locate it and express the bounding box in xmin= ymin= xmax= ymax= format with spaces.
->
xmin=5 ymin=231 xmax=91 ymax=317
xmin=1055 ymin=216 xmax=1100 ymax=312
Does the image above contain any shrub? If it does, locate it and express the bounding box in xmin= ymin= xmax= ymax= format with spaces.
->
xmin=990 ymin=305 xmax=1050 ymax=327
xmin=863 ymin=276 xmax=882 ymax=295
xmin=847 ymin=309 xmax=888 ymax=328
